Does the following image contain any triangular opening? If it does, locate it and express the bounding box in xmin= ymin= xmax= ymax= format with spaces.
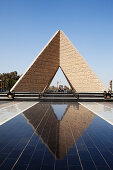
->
xmin=51 ymin=104 xmax=68 ymax=120
xmin=47 ymin=67 xmax=72 ymax=93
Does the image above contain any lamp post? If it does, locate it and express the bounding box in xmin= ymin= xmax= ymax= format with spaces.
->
xmin=110 ymin=80 xmax=112 ymax=92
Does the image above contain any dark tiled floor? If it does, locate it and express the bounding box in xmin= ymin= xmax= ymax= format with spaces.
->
xmin=0 ymin=102 xmax=113 ymax=170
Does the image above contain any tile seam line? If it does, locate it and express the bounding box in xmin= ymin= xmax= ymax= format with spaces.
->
xmin=79 ymin=102 xmax=113 ymax=126
xmin=0 ymin=137 xmax=25 ymax=168
xmin=63 ymin=125 xmax=69 ymax=170
xmin=53 ymin=120 xmax=58 ymax=170
xmin=39 ymin=111 xmax=55 ymax=170
xmin=67 ymin=119 xmax=83 ymax=170
xmin=11 ymin=105 xmax=51 ymax=170
xmin=0 ymin=102 xmax=39 ymax=126
xmin=86 ymin=132 xmax=112 ymax=170
xmin=86 ymin=122 xmax=113 ymax=156
xmin=77 ymin=130 xmax=97 ymax=169
xmin=27 ymin=105 xmax=52 ymax=169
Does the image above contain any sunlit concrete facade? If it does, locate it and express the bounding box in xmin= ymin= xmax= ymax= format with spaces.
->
xmin=11 ymin=30 xmax=105 ymax=92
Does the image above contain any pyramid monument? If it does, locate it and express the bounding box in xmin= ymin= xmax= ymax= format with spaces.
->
xmin=11 ymin=30 xmax=105 ymax=92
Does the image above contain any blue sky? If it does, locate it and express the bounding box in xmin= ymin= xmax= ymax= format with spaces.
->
xmin=0 ymin=0 xmax=113 ymax=88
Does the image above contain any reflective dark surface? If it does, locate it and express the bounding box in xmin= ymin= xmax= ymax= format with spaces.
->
xmin=0 ymin=102 xmax=113 ymax=170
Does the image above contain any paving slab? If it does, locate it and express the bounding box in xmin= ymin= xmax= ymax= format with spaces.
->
xmin=0 ymin=101 xmax=38 ymax=125
xmin=80 ymin=102 xmax=113 ymax=125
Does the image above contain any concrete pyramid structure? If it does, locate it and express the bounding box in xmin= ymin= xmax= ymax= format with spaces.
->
xmin=11 ymin=30 xmax=105 ymax=92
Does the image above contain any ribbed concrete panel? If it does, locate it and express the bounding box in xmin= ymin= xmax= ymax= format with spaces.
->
xmin=11 ymin=31 xmax=60 ymax=92
xmin=60 ymin=30 xmax=105 ymax=92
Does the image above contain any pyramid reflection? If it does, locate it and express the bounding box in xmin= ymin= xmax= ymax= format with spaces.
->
xmin=22 ymin=103 xmax=95 ymax=159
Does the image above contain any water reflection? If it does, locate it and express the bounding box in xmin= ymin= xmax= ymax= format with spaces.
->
xmin=23 ymin=103 xmax=95 ymax=160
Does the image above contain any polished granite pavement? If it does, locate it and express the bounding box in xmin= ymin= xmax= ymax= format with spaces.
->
xmin=0 ymin=102 xmax=113 ymax=170
xmin=0 ymin=102 xmax=38 ymax=125
xmin=80 ymin=102 xmax=113 ymax=125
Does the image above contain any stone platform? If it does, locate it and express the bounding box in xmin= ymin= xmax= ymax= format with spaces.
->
xmin=0 ymin=92 xmax=113 ymax=102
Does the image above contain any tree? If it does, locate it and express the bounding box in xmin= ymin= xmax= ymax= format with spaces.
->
xmin=0 ymin=71 xmax=20 ymax=91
